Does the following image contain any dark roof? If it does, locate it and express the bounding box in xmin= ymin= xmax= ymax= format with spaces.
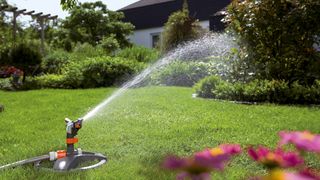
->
xmin=119 ymin=0 xmax=231 ymax=30
xmin=119 ymin=0 xmax=174 ymax=10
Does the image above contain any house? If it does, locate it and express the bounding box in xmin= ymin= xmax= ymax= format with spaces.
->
xmin=119 ymin=0 xmax=231 ymax=48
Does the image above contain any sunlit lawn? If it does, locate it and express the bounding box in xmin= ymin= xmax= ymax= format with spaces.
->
xmin=0 ymin=87 xmax=319 ymax=179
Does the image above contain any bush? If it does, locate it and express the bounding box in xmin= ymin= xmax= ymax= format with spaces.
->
xmin=62 ymin=61 xmax=84 ymax=89
xmin=226 ymin=0 xmax=320 ymax=84
xmin=194 ymin=77 xmax=320 ymax=104
xmin=70 ymin=43 xmax=106 ymax=61
xmin=17 ymin=56 xmax=146 ymax=89
xmin=149 ymin=61 xmax=214 ymax=87
xmin=194 ymin=76 xmax=223 ymax=98
xmin=9 ymin=43 xmax=42 ymax=81
xmin=0 ymin=78 xmax=13 ymax=91
xmin=42 ymin=50 xmax=70 ymax=74
xmin=160 ymin=1 xmax=204 ymax=53
xmin=116 ymin=46 xmax=159 ymax=63
xmin=98 ymin=34 xmax=120 ymax=55
xmin=34 ymin=74 xmax=65 ymax=89
xmin=81 ymin=56 xmax=145 ymax=88
xmin=0 ymin=48 xmax=10 ymax=66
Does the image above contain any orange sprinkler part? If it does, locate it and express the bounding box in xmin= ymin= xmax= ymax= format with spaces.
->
xmin=57 ymin=150 xmax=67 ymax=159
xmin=66 ymin=138 xmax=79 ymax=144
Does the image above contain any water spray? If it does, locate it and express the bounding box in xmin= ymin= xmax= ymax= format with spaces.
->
xmin=0 ymin=33 xmax=236 ymax=172
xmin=0 ymin=118 xmax=107 ymax=172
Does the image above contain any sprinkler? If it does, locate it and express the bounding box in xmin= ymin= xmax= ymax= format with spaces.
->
xmin=0 ymin=118 xmax=107 ymax=172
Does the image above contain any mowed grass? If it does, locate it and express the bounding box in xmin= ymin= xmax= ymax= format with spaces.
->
xmin=0 ymin=87 xmax=319 ymax=180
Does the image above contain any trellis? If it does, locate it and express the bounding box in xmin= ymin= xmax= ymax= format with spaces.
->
xmin=0 ymin=4 xmax=58 ymax=54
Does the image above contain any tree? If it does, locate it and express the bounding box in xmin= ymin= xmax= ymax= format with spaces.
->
xmin=226 ymin=0 xmax=320 ymax=84
xmin=9 ymin=43 xmax=42 ymax=82
xmin=60 ymin=0 xmax=77 ymax=10
xmin=62 ymin=1 xmax=134 ymax=48
xmin=0 ymin=0 xmax=11 ymax=53
xmin=160 ymin=0 xmax=204 ymax=53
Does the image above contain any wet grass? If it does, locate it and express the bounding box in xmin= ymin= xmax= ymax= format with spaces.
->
xmin=0 ymin=87 xmax=319 ymax=179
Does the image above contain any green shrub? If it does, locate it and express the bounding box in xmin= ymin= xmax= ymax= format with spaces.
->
xmin=63 ymin=39 xmax=73 ymax=52
xmin=61 ymin=61 xmax=84 ymax=89
xmin=214 ymin=80 xmax=234 ymax=100
xmin=19 ymin=77 xmax=41 ymax=90
xmin=33 ymin=74 xmax=65 ymax=89
xmin=17 ymin=56 xmax=146 ymax=89
xmin=194 ymin=76 xmax=223 ymax=98
xmin=98 ymin=34 xmax=120 ymax=55
xmin=149 ymin=61 xmax=214 ymax=87
xmin=42 ymin=50 xmax=70 ymax=74
xmin=242 ymin=80 xmax=270 ymax=102
xmin=227 ymin=0 xmax=320 ymax=84
xmin=70 ymin=43 xmax=106 ymax=61
xmin=9 ymin=43 xmax=42 ymax=81
xmin=0 ymin=78 xmax=13 ymax=91
xmin=194 ymin=77 xmax=320 ymax=104
xmin=81 ymin=56 xmax=144 ymax=88
xmin=0 ymin=48 xmax=10 ymax=66
xmin=267 ymin=80 xmax=289 ymax=103
xmin=116 ymin=46 xmax=159 ymax=63
xmin=160 ymin=1 xmax=204 ymax=53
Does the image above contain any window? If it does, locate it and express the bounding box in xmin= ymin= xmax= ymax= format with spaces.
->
xmin=151 ymin=33 xmax=160 ymax=48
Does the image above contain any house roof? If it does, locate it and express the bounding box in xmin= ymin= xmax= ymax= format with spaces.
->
xmin=119 ymin=0 xmax=174 ymax=10
xmin=119 ymin=0 xmax=231 ymax=30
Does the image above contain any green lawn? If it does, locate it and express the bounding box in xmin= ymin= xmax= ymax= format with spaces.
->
xmin=0 ymin=87 xmax=319 ymax=179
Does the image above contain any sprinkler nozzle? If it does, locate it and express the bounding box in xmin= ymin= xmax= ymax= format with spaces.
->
xmin=65 ymin=118 xmax=83 ymax=155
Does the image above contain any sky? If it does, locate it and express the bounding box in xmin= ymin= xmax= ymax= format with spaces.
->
xmin=6 ymin=0 xmax=139 ymax=23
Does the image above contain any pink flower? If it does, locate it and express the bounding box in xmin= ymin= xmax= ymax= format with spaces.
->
xmin=279 ymin=131 xmax=320 ymax=153
xmin=299 ymin=169 xmax=320 ymax=180
xmin=252 ymin=169 xmax=320 ymax=180
xmin=163 ymin=144 xmax=241 ymax=180
xmin=248 ymin=146 xmax=304 ymax=169
xmin=220 ymin=144 xmax=242 ymax=155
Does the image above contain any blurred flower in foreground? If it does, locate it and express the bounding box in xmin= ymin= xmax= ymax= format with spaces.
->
xmin=248 ymin=146 xmax=303 ymax=169
xmin=163 ymin=144 xmax=241 ymax=180
xmin=251 ymin=169 xmax=320 ymax=180
xmin=299 ymin=169 xmax=320 ymax=180
xmin=279 ymin=131 xmax=320 ymax=153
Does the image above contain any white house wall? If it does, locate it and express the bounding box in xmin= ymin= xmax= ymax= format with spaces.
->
xmin=129 ymin=20 xmax=210 ymax=48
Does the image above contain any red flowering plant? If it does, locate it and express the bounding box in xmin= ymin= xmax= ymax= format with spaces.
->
xmin=278 ymin=131 xmax=320 ymax=154
xmin=251 ymin=169 xmax=320 ymax=180
xmin=247 ymin=146 xmax=304 ymax=169
xmin=163 ymin=144 xmax=241 ymax=180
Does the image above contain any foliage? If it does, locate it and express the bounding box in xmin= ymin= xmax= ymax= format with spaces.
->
xmin=42 ymin=50 xmax=70 ymax=74
xmin=80 ymin=56 xmax=145 ymax=88
xmin=60 ymin=0 xmax=78 ymax=10
xmin=116 ymin=46 xmax=159 ymax=63
xmin=149 ymin=61 xmax=214 ymax=87
xmin=0 ymin=0 xmax=12 ymax=54
xmin=8 ymin=43 xmax=42 ymax=82
xmin=33 ymin=74 xmax=65 ymax=89
xmin=63 ymin=1 xmax=134 ymax=48
xmin=226 ymin=0 xmax=320 ymax=84
xmin=98 ymin=34 xmax=120 ymax=55
xmin=194 ymin=76 xmax=224 ymax=98
xmin=0 ymin=48 xmax=10 ymax=66
xmin=20 ymin=56 xmax=146 ymax=89
xmin=0 ymin=78 xmax=13 ymax=91
xmin=160 ymin=2 xmax=204 ymax=53
xmin=61 ymin=61 xmax=84 ymax=88
xmin=194 ymin=77 xmax=320 ymax=104
xmin=70 ymin=42 xmax=105 ymax=61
